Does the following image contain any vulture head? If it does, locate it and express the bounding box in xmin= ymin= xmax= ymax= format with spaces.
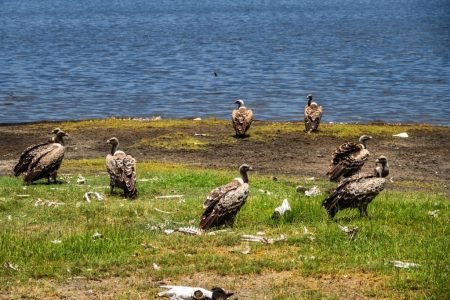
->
xmin=107 ymin=137 xmax=119 ymax=146
xmin=211 ymin=287 xmax=234 ymax=300
xmin=235 ymin=99 xmax=245 ymax=108
xmin=50 ymin=128 xmax=61 ymax=134
xmin=359 ymin=134 xmax=372 ymax=146
xmin=239 ymin=163 xmax=253 ymax=173
xmin=375 ymin=155 xmax=389 ymax=178
xmin=306 ymin=94 xmax=314 ymax=105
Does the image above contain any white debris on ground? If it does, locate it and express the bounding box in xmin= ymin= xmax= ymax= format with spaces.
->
xmin=393 ymin=132 xmax=409 ymax=138
xmin=83 ymin=192 xmax=104 ymax=203
xmin=428 ymin=210 xmax=439 ymax=217
xmin=153 ymin=263 xmax=161 ymax=270
xmin=51 ymin=240 xmax=62 ymax=244
xmin=257 ymin=189 xmax=273 ymax=195
xmin=338 ymin=224 xmax=359 ymax=239
xmin=92 ymin=232 xmax=103 ymax=240
xmin=390 ymin=260 xmax=421 ymax=269
xmin=164 ymin=226 xmax=203 ymax=236
xmin=158 ymin=285 xmax=213 ymax=299
xmin=194 ymin=133 xmax=208 ymax=136
xmin=34 ymin=198 xmax=65 ymax=207
xmin=15 ymin=194 xmax=31 ymax=198
xmin=76 ymin=175 xmax=86 ymax=184
xmin=154 ymin=208 xmax=176 ymax=214
xmin=305 ymin=186 xmax=321 ymax=197
xmin=3 ymin=262 xmax=19 ymax=271
xmin=272 ymin=198 xmax=291 ymax=219
xmin=193 ymin=117 xmax=202 ymax=121
xmin=299 ymin=255 xmax=316 ymax=260
xmin=241 ymin=234 xmax=287 ymax=244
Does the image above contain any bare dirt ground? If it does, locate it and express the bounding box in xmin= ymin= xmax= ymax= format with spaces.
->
xmin=1 ymin=270 xmax=410 ymax=299
xmin=1 ymin=120 xmax=449 ymax=185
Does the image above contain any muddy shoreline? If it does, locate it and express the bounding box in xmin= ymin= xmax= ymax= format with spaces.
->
xmin=1 ymin=119 xmax=449 ymax=188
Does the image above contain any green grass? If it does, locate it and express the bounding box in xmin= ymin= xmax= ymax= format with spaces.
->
xmin=0 ymin=161 xmax=448 ymax=298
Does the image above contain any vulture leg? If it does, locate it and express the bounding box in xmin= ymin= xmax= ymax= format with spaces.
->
xmin=329 ymin=207 xmax=338 ymax=219
xmin=359 ymin=203 xmax=369 ymax=217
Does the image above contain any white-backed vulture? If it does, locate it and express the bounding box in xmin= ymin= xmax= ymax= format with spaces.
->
xmin=323 ymin=156 xmax=389 ymax=219
xmin=106 ymin=137 xmax=137 ymax=198
xmin=304 ymin=94 xmax=323 ymax=132
xmin=14 ymin=130 xmax=68 ymax=185
xmin=200 ymin=164 xmax=253 ymax=230
xmin=327 ymin=135 xmax=372 ymax=181
xmin=231 ymin=99 xmax=253 ymax=137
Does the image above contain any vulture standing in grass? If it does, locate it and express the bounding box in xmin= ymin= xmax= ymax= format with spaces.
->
xmin=200 ymin=164 xmax=253 ymax=230
xmin=322 ymin=156 xmax=389 ymax=219
xmin=327 ymin=134 xmax=372 ymax=181
xmin=304 ymin=94 xmax=323 ymax=132
xmin=106 ymin=137 xmax=137 ymax=198
xmin=14 ymin=130 xmax=68 ymax=185
xmin=231 ymin=99 xmax=253 ymax=137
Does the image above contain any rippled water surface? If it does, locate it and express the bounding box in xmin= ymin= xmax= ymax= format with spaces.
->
xmin=0 ymin=0 xmax=449 ymax=124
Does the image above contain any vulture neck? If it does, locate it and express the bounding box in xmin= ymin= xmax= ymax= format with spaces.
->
xmin=110 ymin=143 xmax=119 ymax=155
xmin=361 ymin=140 xmax=369 ymax=148
xmin=307 ymin=98 xmax=312 ymax=106
xmin=240 ymin=169 xmax=249 ymax=183
xmin=55 ymin=136 xmax=65 ymax=146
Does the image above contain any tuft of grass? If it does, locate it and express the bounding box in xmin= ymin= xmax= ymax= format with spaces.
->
xmin=0 ymin=160 xmax=448 ymax=298
xmin=133 ymin=132 xmax=208 ymax=150
xmin=29 ymin=118 xmax=229 ymax=132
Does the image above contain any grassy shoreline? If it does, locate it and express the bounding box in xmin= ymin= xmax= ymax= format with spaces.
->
xmin=1 ymin=160 xmax=449 ymax=298
xmin=0 ymin=119 xmax=449 ymax=298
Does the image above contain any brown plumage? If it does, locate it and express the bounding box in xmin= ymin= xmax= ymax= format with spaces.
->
xmin=106 ymin=137 xmax=137 ymax=198
xmin=327 ymin=135 xmax=372 ymax=181
xmin=323 ymin=156 xmax=389 ymax=219
xmin=200 ymin=164 xmax=253 ymax=230
xmin=14 ymin=130 xmax=68 ymax=185
xmin=304 ymin=94 xmax=323 ymax=132
xmin=13 ymin=128 xmax=62 ymax=177
xmin=232 ymin=99 xmax=253 ymax=137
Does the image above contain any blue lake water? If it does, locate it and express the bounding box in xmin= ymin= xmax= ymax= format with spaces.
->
xmin=0 ymin=0 xmax=449 ymax=125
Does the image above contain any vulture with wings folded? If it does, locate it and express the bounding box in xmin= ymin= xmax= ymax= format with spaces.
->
xmin=327 ymin=134 xmax=372 ymax=181
xmin=304 ymin=94 xmax=323 ymax=132
xmin=200 ymin=164 xmax=253 ymax=230
xmin=323 ymin=156 xmax=389 ymax=219
xmin=14 ymin=130 xmax=68 ymax=185
xmin=232 ymin=99 xmax=253 ymax=137
xmin=106 ymin=137 xmax=137 ymax=198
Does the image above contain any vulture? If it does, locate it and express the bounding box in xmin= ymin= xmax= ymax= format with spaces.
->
xmin=14 ymin=130 xmax=59 ymax=177
xmin=158 ymin=285 xmax=234 ymax=300
xmin=14 ymin=130 xmax=68 ymax=185
xmin=322 ymin=156 xmax=389 ymax=219
xmin=106 ymin=137 xmax=137 ymax=198
xmin=200 ymin=164 xmax=253 ymax=230
xmin=327 ymin=134 xmax=372 ymax=181
xmin=231 ymin=99 xmax=253 ymax=137
xmin=304 ymin=94 xmax=323 ymax=132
